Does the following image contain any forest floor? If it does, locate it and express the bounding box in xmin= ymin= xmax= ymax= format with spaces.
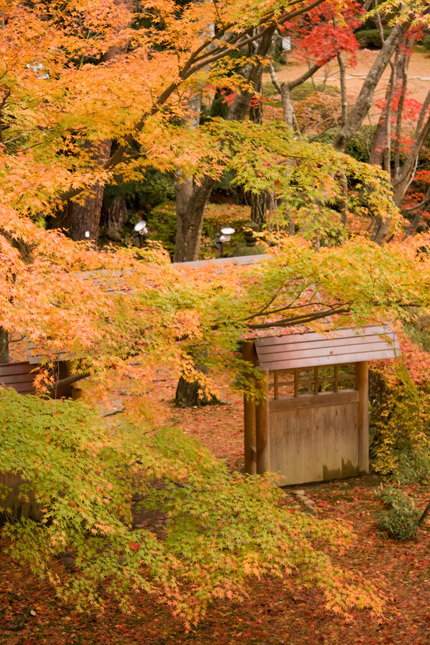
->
xmin=263 ymin=50 xmax=430 ymax=122
xmin=1 ymin=372 xmax=430 ymax=644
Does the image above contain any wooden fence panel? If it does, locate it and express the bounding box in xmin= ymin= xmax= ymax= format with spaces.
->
xmin=269 ymin=396 xmax=359 ymax=485
xmin=0 ymin=362 xmax=36 ymax=394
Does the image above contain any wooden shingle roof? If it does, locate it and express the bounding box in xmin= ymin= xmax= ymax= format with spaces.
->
xmin=254 ymin=325 xmax=400 ymax=371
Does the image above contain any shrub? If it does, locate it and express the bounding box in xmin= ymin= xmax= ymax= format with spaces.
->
xmin=104 ymin=170 xmax=175 ymax=213
xmin=313 ymin=125 xmax=376 ymax=163
xmin=290 ymin=81 xmax=339 ymax=101
xmin=146 ymin=200 xmax=177 ymax=256
xmin=368 ymin=325 xmax=430 ymax=484
xmin=261 ymin=81 xmax=339 ymax=112
xmin=0 ymin=388 xmax=383 ymax=624
xmin=262 ymin=81 xmax=281 ymax=99
xmin=376 ymin=486 xmax=421 ymax=541
xmin=294 ymin=92 xmax=341 ymax=134
xmin=403 ymin=314 xmax=430 ymax=354
xmin=355 ymin=29 xmax=392 ymax=50
xmin=344 ymin=125 xmax=377 ymax=163
xmin=369 ymin=360 xmax=430 ymax=484
xmin=422 ymin=35 xmax=430 ymax=52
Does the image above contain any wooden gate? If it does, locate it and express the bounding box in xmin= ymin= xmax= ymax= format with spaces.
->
xmin=243 ymin=325 xmax=400 ymax=486
xmin=266 ymin=363 xmax=368 ymax=485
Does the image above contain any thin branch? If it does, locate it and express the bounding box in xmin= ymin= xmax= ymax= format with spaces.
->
xmin=248 ymin=305 xmax=351 ymax=329
xmin=402 ymin=185 xmax=430 ymax=214
xmin=288 ymin=62 xmax=324 ymax=90
xmin=244 ymin=283 xmax=286 ymax=320
xmin=47 ymin=371 xmax=90 ymax=391
xmin=418 ymin=500 xmax=430 ymax=526
xmin=102 ymin=407 xmax=126 ymax=418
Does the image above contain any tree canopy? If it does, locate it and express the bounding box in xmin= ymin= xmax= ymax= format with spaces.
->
xmin=1 ymin=0 xmax=430 ymax=627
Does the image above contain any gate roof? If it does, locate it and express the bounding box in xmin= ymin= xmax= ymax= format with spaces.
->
xmin=254 ymin=325 xmax=400 ymax=371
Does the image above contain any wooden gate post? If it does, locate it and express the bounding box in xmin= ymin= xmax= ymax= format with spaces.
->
xmin=356 ymin=361 xmax=369 ymax=474
xmin=255 ymin=370 xmax=270 ymax=475
xmin=242 ymin=341 xmax=257 ymax=474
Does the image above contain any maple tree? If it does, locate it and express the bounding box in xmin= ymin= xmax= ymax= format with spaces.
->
xmin=170 ymin=0 xmax=430 ymax=254
xmin=0 ymin=0 xmax=427 ymax=257
xmin=0 ymin=0 xmax=333 ymax=250
xmin=2 ymin=198 xmax=430 ymax=621
xmin=1 ymin=179 xmax=430 ymax=616
xmin=268 ymin=0 xmax=430 ymax=240
xmin=1 ymin=0 xmax=430 ymax=626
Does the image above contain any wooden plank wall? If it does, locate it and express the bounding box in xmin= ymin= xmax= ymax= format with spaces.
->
xmin=0 ymin=362 xmax=37 ymax=394
xmin=0 ymin=363 xmax=38 ymax=522
xmin=261 ymin=362 xmax=370 ymax=485
xmin=0 ymin=361 xmax=73 ymax=398
xmin=0 ymin=362 xmax=74 ymax=523
xmin=268 ymin=393 xmax=360 ymax=485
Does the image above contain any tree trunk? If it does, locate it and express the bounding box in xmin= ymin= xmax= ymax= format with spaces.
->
xmin=174 ymin=351 xmax=221 ymax=407
xmin=60 ymin=140 xmax=113 ymax=242
xmin=57 ymin=15 xmax=131 ymax=243
xmin=175 ymin=373 xmax=220 ymax=407
xmin=173 ymin=27 xmax=276 ymax=262
xmin=333 ymin=21 xmax=411 ymax=152
xmin=248 ymin=70 xmax=272 ymax=229
xmin=337 ymin=52 xmax=348 ymax=128
xmin=174 ymin=176 xmax=217 ymax=262
xmin=393 ymin=44 xmax=412 ymax=180
xmin=101 ymin=194 xmax=128 ymax=241
xmin=370 ymin=117 xmax=388 ymax=166
xmin=369 ymin=44 xmax=414 ymax=242
xmin=392 ymin=90 xmax=430 ymax=206
xmin=250 ymin=192 xmax=272 ymax=229
xmin=0 ymin=328 xmax=9 ymax=363
xmin=372 ymin=89 xmax=430 ymax=243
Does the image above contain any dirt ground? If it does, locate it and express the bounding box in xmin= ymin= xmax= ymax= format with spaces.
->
xmin=263 ymin=50 xmax=430 ymax=123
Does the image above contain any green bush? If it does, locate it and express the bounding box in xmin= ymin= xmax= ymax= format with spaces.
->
xmin=422 ymin=35 xmax=430 ymax=52
xmin=313 ymin=125 xmax=376 ymax=163
xmin=404 ymin=315 xmax=430 ymax=353
xmin=355 ymin=29 xmax=392 ymax=50
xmin=369 ymin=363 xmax=430 ymax=484
xmin=344 ymin=125 xmax=377 ymax=163
xmin=104 ymin=170 xmax=175 ymax=213
xmin=290 ymin=81 xmax=340 ymax=101
xmin=377 ymin=486 xmax=421 ymax=541
xmin=262 ymin=81 xmax=280 ymax=99
xmin=146 ymin=200 xmax=177 ymax=256
xmin=0 ymin=388 xmax=379 ymax=623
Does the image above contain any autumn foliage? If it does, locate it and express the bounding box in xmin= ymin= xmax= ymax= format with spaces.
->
xmin=1 ymin=0 xmax=430 ymax=627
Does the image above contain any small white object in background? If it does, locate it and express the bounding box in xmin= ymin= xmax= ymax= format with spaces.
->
xmin=134 ymin=220 xmax=148 ymax=235
xmin=282 ymin=36 xmax=291 ymax=51
xmin=220 ymin=227 xmax=235 ymax=242
xmin=84 ymin=231 xmax=90 ymax=239
xmin=26 ymin=62 xmax=49 ymax=79
xmin=134 ymin=220 xmax=148 ymax=248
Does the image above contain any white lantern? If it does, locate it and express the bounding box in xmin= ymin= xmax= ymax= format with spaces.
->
xmin=220 ymin=227 xmax=235 ymax=242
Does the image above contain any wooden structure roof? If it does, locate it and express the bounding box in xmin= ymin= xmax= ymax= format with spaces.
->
xmin=254 ymin=325 xmax=400 ymax=371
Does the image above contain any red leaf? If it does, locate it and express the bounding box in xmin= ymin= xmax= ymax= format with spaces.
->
xmin=129 ymin=541 xmax=141 ymax=551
